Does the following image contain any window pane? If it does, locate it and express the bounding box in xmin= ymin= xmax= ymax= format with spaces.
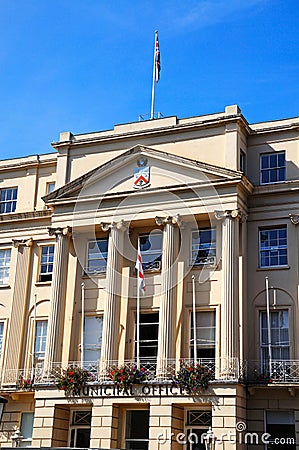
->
xmin=84 ymin=316 xmax=103 ymax=362
xmin=259 ymin=227 xmax=287 ymax=267
xmin=260 ymin=310 xmax=290 ymax=362
xmin=34 ymin=321 xmax=48 ymax=359
xmin=190 ymin=311 xmax=216 ymax=359
xmin=0 ymin=322 xmax=4 ymax=355
xmin=0 ymin=249 xmax=11 ymax=285
xmin=192 ymin=228 xmax=216 ymax=266
xmin=20 ymin=413 xmax=34 ymax=439
xmin=260 ymin=152 xmax=285 ymax=184
xmin=39 ymin=245 xmax=54 ymax=281
xmin=135 ymin=313 xmax=159 ymax=360
xmin=139 ymin=232 xmax=162 ymax=271
xmin=87 ymin=239 xmax=108 ymax=273
xmin=0 ymin=188 xmax=18 ymax=213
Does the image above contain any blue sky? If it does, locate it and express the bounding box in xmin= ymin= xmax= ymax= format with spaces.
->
xmin=0 ymin=0 xmax=298 ymax=159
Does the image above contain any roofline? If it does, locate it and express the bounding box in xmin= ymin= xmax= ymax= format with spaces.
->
xmin=52 ymin=109 xmax=251 ymax=150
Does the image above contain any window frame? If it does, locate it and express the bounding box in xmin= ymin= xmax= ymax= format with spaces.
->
xmin=259 ymin=226 xmax=288 ymax=268
xmin=184 ymin=408 xmax=212 ymax=450
xmin=134 ymin=312 xmax=159 ymax=362
xmin=46 ymin=182 xmax=55 ymax=194
xmin=20 ymin=412 xmax=34 ymax=447
xmin=260 ymin=309 xmax=290 ymax=363
xmin=83 ymin=315 xmax=103 ymax=364
xmin=189 ymin=310 xmax=216 ymax=360
xmin=139 ymin=231 xmax=162 ymax=272
xmin=34 ymin=320 xmax=48 ymax=363
xmin=38 ymin=244 xmax=55 ymax=282
xmin=86 ymin=238 xmax=109 ymax=275
xmin=240 ymin=149 xmax=246 ymax=173
xmin=69 ymin=410 xmax=92 ymax=448
xmin=260 ymin=151 xmax=286 ymax=185
xmin=0 ymin=248 xmax=11 ymax=286
xmin=0 ymin=187 xmax=18 ymax=214
xmin=191 ymin=228 xmax=216 ymax=267
xmin=265 ymin=410 xmax=296 ymax=449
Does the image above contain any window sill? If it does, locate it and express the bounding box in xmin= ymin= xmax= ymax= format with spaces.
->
xmin=256 ymin=265 xmax=290 ymax=271
xmin=191 ymin=264 xmax=217 ymax=269
xmin=82 ymin=273 xmax=106 ymax=278
xmin=35 ymin=281 xmax=52 ymax=286
xmin=0 ymin=284 xmax=10 ymax=289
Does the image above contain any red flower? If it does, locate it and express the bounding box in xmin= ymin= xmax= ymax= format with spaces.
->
xmin=68 ymin=371 xmax=75 ymax=376
xmin=70 ymin=378 xmax=74 ymax=383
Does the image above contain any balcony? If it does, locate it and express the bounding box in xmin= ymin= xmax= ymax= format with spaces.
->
xmin=246 ymin=360 xmax=299 ymax=384
xmin=1 ymin=359 xmax=299 ymax=391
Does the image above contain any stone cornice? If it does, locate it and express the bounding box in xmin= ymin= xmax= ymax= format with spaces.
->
xmin=52 ymin=113 xmax=251 ymax=150
xmin=0 ymin=210 xmax=52 ymax=223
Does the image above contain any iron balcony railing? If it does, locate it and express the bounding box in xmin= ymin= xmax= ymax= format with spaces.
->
xmin=1 ymin=358 xmax=299 ymax=390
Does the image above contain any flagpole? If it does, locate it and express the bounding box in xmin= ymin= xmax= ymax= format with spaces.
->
xmin=137 ymin=279 xmax=140 ymax=370
xmin=80 ymin=282 xmax=85 ymax=369
xmin=136 ymin=241 xmax=141 ymax=369
xmin=265 ymin=277 xmax=272 ymax=377
xmin=31 ymin=294 xmax=37 ymax=380
xmin=150 ymin=30 xmax=158 ymax=120
xmin=192 ymin=275 xmax=197 ymax=365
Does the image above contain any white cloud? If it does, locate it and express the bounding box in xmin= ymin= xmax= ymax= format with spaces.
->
xmin=164 ymin=0 xmax=270 ymax=31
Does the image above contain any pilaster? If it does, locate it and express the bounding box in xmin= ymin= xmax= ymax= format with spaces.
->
xmin=155 ymin=215 xmax=182 ymax=376
xmin=100 ymin=220 xmax=128 ymax=366
xmin=215 ymin=210 xmax=241 ymax=376
xmin=3 ymin=238 xmax=33 ymax=379
xmin=45 ymin=227 xmax=72 ymax=369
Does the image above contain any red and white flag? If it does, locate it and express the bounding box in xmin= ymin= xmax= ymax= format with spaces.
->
xmin=135 ymin=242 xmax=146 ymax=293
xmin=154 ymin=31 xmax=161 ymax=83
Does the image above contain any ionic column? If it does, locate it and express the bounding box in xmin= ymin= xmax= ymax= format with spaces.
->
xmin=100 ymin=220 xmax=127 ymax=367
xmin=45 ymin=227 xmax=71 ymax=369
xmin=3 ymin=238 xmax=33 ymax=380
xmin=215 ymin=210 xmax=241 ymax=376
xmin=155 ymin=215 xmax=182 ymax=376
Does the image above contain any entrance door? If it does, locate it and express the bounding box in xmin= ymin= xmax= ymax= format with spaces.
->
xmin=125 ymin=410 xmax=149 ymax=449
xmin=185 ymin=410 xmax=212 ymax=450
xmin=186 ymin=429 xmax=208 ymax=450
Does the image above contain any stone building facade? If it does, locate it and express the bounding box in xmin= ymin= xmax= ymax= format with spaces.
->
xmin=0 ymin=105 xmax=298 ymax=449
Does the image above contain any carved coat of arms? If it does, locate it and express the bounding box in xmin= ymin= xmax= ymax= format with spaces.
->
xmin=133 ymin=158 xmax=150 ymax=189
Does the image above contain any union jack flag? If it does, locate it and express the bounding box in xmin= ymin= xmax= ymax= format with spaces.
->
xmin=154 ymin=32 xmax=160 ymax=83
xmin=135 ymin=242 xmax=146 ymax=293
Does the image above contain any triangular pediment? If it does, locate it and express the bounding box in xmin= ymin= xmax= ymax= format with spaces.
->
xmin=43 ymin=145 xmax=242 ymax=204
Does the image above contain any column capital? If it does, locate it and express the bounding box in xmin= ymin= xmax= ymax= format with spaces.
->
xmin=155 ymin=214 xmax=183 ymax=228
xmin=48 ymin=226 xmax=72 ymax=238
xmin=12 ymin=237 xmax=33 ymax=248
xmin=214 ymin=209 xmax=247 ymax=222
xmin=100 ymin=219 xmax=128 ymax=233
xmin=289 ymin=214 xmax=299 ymax=225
